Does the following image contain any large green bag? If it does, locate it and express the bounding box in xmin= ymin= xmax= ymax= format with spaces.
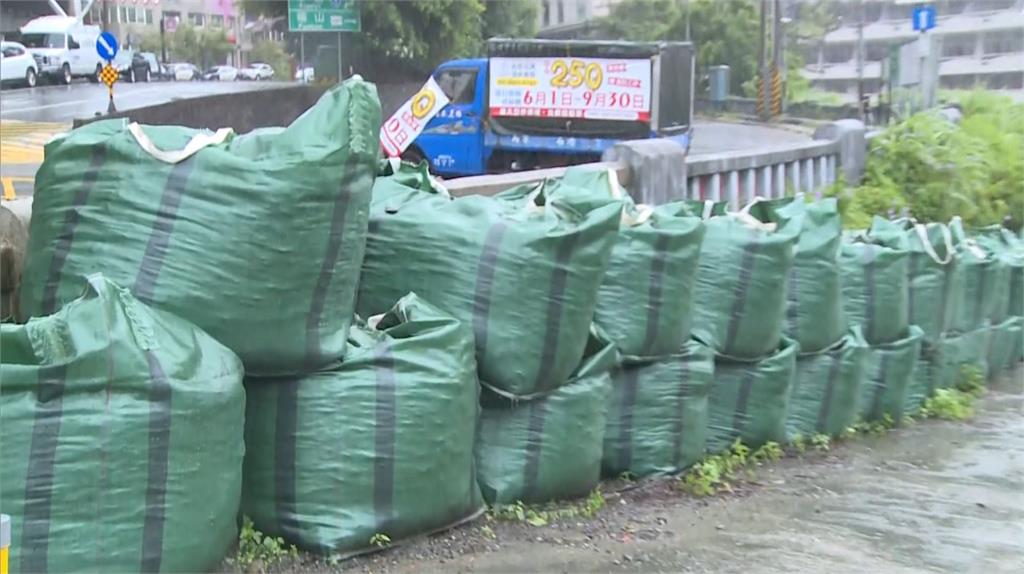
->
xmin=949 ymin=218 xmax=1000 ymax=333
xmin=1 ymin=275 xmax=245 ymax=573
xmin=785 ymin=328 xmax=868 ymax=440
xmin=988 ymin=317 xmax=1023 ymax=376
xmin=691 ymin=212 xmax=801 ymax=359
xmin=706 ymin=338 xmax=798 ymax=453
xmin=942 ymin=324 xmax=991 ymax=383
xmin=889 ymin=219 xmax=962 ymax=344
xmin=602 ymin=340 xmax=714 ymax=479
xmin=905 ymin=341 xmax=947 ymax=415
xmin=839 ymin=218 xmax=910 ymax=345
xmin=19 ymin=79 xmax=381 ymax=375
xmin=593 ymin=201 xmax=704 ymax=356
xmin=745 ymin=198 xmax=846 ymax=353
xmin=241 ymin=293 xmax=482 ymax=556
xmin=976 ymin=225 xmax=1024 ymax=321
xmin=859 ymin=325 xmax=923 ymax=424
xmin=475 ymin=334 xmax=617 ymax=504
xmin=357 ymin=162 xmax=621 ymax=398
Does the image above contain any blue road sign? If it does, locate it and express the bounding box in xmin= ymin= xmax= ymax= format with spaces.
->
xmin=912 ymin=5 xmax=936 ymax=32
xmin=96 ymin=31 xmax=119 ymax=61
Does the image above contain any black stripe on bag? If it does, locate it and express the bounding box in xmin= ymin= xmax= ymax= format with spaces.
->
xmin=974 ymin=263 xmax=987 ymax=327
xmin=907 ymin=252 xmax=918 ymax=325
xmin=724 ymin=242 xmax=763 ymax=353
xmin=786 ymin=266 xmax=800 ymax=344
xmin=671 ymin=357 xmax=693 ymax=470
xmin=304 ymin=168 xmax=355 ymax=370
xmin=40 ymin=146 xmax=107 ymax=315
xmin=140 ymin=351 xmax=173 ymax=574
xmin=132 ymin=159 xmax=196 ymax=305
xmin=640 ymin=235 xmax=672 ymax=355
xmin=732 ymin=370 xmax=756 ymax=439
xmin=521 ymin=400 xmax=549 ymax=501
xmin=870 ymin=353 xmax=891 ymax=421
xmin=373 ymin=343 xmax=398 ymax=529
xmin=534 ymin=234 xmax=580 ymax=392
xmin=274 ymin=380 xmax=301 ymax=542
xmin=938 ymin=257 xmax=952 ymax=335
xmin=20 ymin=364 xmax=68 ymax=574
xmin=472 ymin=222 xmax=508 ymax=358
xmin=815 ymin=352 xmax=843 ymax=434
xmin=616 ymin=367 xmax=641 ymax=472
xmin=863 ymin=244 xmax=878 ymax=342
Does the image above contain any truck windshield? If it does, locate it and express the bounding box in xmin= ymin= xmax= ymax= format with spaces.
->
xmin=20 ymin=33 xmax=66 ymax=49
xmin=436 ymin=69 xmax=477 ymax=104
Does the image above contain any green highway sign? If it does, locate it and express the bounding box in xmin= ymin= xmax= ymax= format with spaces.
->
xmin=288 ymin=0 xmax=361 ymax=32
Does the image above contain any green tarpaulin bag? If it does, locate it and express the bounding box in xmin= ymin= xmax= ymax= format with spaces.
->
xmin=19 ymin=79 xmax=381 ymax=375
xmin=949 ymin=218 xmax=1000 ymax=333
xmin=692 ymin=212 xmax=801 ymax=359
xmin=475 ymin=333 xmax=617 ymax=504
xmin=593 ymin=201 xmax=704 ymax=356
xmin=1 ymin=274 xmax=245 ymax=574
xmin=889 ymin=219 xmax=962 ymax=344
xmin=976 ymin=225 xmax=1024 ymax=321
xmin=707 ymin=337 xmax=798 ymax=453
xmin=943 ymin=324 xmax=991 ymax=382
xmin=988 ymin=317 xmax=1023 ymax=376
xmin=745 ymin=197 xmax=846 ymax=353
xmin=859 ymin=325 xmax=923 ymax=423
xmin=602 ymin=340 xmax=714 ymax=479
xmin=786 ymin=328 xmax=868 ymax=440
xmin=905 ymin=341 xmax=947 ymax=415
xmin=840 ymin=218 xmax=910 ymax=345
xmin=241 ymin=293 xmax=482 ymax=556
xmin=357 ymin=162 xmax=621 ymax=398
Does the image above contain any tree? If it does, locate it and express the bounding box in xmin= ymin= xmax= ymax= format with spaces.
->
xmin=250 ymin=40 xmax=291 ymax=79
xmin=165 ymin=24 xmax=232 ymax=68
xmin=483 ymin=0 xmax=539 ymax=39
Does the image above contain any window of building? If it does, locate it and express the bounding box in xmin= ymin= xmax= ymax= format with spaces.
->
xmin=576 ymin=1 xmax=587 ymax=20
xmin=942 ymin=35 xmax=974 ymax=58
xmin=189 ymin=13 xmax=206 ymax=27
xmin=118 ymin=5 xmax=129 ymax=23
xmin=542 ymin=1 xmax=550 ymax=26
xmin=984 ymin=31 xmax=1024 ymax=55
xmin=557 ymin=1 xmax=565 ymax=24
xmin=145 ymin=9 xmax=154 ymax=25
xmin=211 ymin=14 xmax=224 ymax=27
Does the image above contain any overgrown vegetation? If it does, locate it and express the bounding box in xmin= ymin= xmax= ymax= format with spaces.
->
xmin=231 ymin=516 xmax=297 ymax=569
xmin=919 ymin=365 xmax=985 ymax=421
xmin=679 ymin=440 xmax=783 ymax=496
xmin=249 ymin=40 xmax=291 ymax=81
xmin=831 ymin=91 xmax=1024 ymax=230
xmin=369 ymin=532 xmax=392 ymax=548
xmin=488 ymin=488 xmax=606 ymax=527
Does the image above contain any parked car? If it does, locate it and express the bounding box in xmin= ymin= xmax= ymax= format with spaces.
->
xmin=1 ymin=41 xmax=38 ymax=88
xmin=171 ymin=63 xmax=200 ymax=81
xmin=295 ymin=66 xmax=314 ymax=83
xmin=136 ymin=52 xmax=162 ymax=80
xmin=19 ymin=15 xmax=102 ymax=84
xmin=115 ymin=51 xmax=153 ymax=83
xmin=202 ymin=65 xmax=238 ymax=81
xmin=239 ymin=62 xmax=274 ymax=81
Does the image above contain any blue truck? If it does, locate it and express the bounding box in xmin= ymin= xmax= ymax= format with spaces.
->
xmin=405 ymin=39 xmax=695 ymax=177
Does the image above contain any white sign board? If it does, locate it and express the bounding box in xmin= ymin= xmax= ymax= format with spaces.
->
xmin=488 ymin=57 xmax=652 ymax=122
xmin=380 ymin=77 xmax=450 ymax=158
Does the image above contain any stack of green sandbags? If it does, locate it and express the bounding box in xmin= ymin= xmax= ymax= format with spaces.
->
xmin=18 ymin=78 xmax=381 ymax=376
xmin=357 ymin=162 xmax=622 ymax=399
xmin=475 ymin=332 xmax=617 ymax=504
xmin=242 ymin=294 xmax=483 ymax=556
xmin=839 ymin=217 xmax=910 ymax=346
xmin=706 ymin=337 xmax=799 ymax=453
xmin=977 ymin=225 xmax=1024 ymax=374
xmin=786 ymin=328 xmax=868 ymax=440
xmin=861 ymin=326 xmax=925 ymax=424
xmin=1 ymin=275 xmax=245 ymax=573
xmin=602 ymin=341 xmax=714 ymax=478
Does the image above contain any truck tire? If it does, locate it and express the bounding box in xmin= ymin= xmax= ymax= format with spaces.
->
xmin=61 ymin=64 xmax=72 ymax=85
xmin=144 ymin=68 xmax=151 ymax=82
xmin=129 ymin=67 xmax=136 ymax=83
xmin=25 ymin=68 xmax=37 ymax=88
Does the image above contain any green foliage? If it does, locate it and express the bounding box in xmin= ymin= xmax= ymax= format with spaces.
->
xmin=751 ymin=441 xmax=783 ymax=463
xmin=678 ymin=439 xmax=784 ymax=497
xmin=488 ymin=488 xmax=606 ymax=526
xmin=164 ymin=24 xmax=232 ymax=68
xmin=839 ymin=92 xmax=1024 ymax=231
xmin=791 ymin=434 xmax=807 ymax=455
xmin=483 ymin=0 xmax=539 ymax=39
xmin=920 ymin=389 xmax=976 ymax=421
xmin=359 ymin=0 xmax=484 ymax=74
xmin=852 ymin=413 xmax=896 ymax=436
xmin=250 ymin=40 xmax=291 ymax=80
xmin=955 ymin=365 xmax=985 ymax=397
xmin=810 ymin=433 xmax=831 ymax=452
xmin=232 ymin=516 xmax=297 ymax=569
xmin=369 ymin=532 xmax=392 ymax=548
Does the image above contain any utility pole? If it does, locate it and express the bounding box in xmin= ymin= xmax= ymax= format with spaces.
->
xmin=684 ymin=0 xmax=691 ymax=42
xmin=856 ymin=0 xmax=866 ymax=121
xmin=758 ymin=0 xmax=769 ymax=120
xmin=771 ymin=0 xmax=783 ymax=117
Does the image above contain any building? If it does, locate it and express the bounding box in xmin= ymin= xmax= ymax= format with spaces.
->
xmin=801 ymin=0 xmax=1024 ymax=99
xmin=537 ymin=0 xmax=621 ymax=35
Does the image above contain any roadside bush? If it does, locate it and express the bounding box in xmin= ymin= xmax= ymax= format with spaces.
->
xmin=250 ymin=40 xmax=291 ymax=80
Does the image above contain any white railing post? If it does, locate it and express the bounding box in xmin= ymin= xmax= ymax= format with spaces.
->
xmin=744 ymin=168 xmax=756 ymax=207
xmin=774 ymin=163 xmax=786 ymax=198
xmin=728 ymin=170 xmax=740 ymax=209
xmin=761 ymin=166 xmax=772 ymax=201
xmin=710 ymin=173 xmax=722 ymax=202
xmin=817 ymin=156 xmax=828 ymax=195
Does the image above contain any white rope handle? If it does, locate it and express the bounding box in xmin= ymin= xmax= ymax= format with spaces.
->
xmin=914 ymin=223 xmax=954 ymax=265
xmin=739 ymin=195 xmax=766 ymax=215
xmin=128 ymin=122 xmax=233 ymax=164
xmin=701 ymin=200 xmax=715 ymax=220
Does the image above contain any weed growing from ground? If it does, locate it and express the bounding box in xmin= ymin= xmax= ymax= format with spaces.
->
xmin=921 ymin=389 xmax=976 ymax=421
xmin=679 ymin=439 xmax=784 ymax=496
xmin=488 ymin=488 xmax=606 ymax=527
xmin=810 ymin=433 xmax=831 ymax=452
xmin=232 ymin=516 xmax=297 ymax=569
xmin=369 ymin=533 xmax=392 ymax=548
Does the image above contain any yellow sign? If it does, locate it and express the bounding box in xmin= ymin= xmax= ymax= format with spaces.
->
xmin=99 ymin=63 xmax=119 ymax=88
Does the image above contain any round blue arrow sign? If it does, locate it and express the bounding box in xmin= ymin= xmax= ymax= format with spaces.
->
xmin=96 ymin=31 xmax=119 ymax=61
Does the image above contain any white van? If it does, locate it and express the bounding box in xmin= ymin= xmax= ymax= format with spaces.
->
xmin=19 ymin=16 xmax=102 ymax=84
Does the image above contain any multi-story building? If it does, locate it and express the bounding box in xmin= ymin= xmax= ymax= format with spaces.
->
xmin=801 ymin=0 xmax=1024 ymax=99
xmin=537 ymin=0 xmax=621 ymax=35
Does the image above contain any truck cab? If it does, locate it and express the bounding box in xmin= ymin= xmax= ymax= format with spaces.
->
xmin=408 ymin=39 xmax=694 ymax=178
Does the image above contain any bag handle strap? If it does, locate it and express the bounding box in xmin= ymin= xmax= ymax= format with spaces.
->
xmin=128 ymin=122 xmax=233 ymax=164
xmin=739 ymin=196 xmax=765 ymax=215
xmin=701 ymin=200 xmax=715 ymax=220
xmin=914 ymin=223 xmax=954 ymax=265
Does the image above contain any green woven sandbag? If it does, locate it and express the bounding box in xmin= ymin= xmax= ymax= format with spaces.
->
xmin=680 ymin=199 xmax=728 ymax=219
xmin=745 ymin=197 xmax=846 ymax=353
xmin=988 ymin=317 xmax=1023 ymax=375
xmin=904 ymin=341 xmax=947 ymax=415
xmin=840 ymin=218 xmax=910 ymax=345
xmin=2 ymin=274 xmax=245 ymax=573
xmin=887 ymin=219 xmax=961 ymax=344
xmin=949 ymin=218 xmax=1000 ymax=333
xmin=602 ymin=340 xmax=714 ymax=479
xmin=357 ymin=162 xmax=621 ymax=398
xmin=707 ymin=337 xmax=798 ymax=453
xmin=692 ymin=212 xmax=801 ymax=359
xmin=19 ymin=80 xmax=381 ymax=376
xmin=859 ymin=325 xmax=924 ymax=424
xmin=242 ymin=293 xmax=482 ymax=556
xmin=475 ymin=334 xmax=617 ymax=504
xmin=976 ymin=225 xmax=1024 ymax=321
xmin=593 ymin=201 xmax=705 ymax=356
xmin=786 ymin=328 xmax=868 ymax=440
xmin=942 ymin=324 xmax=991 ymax=383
